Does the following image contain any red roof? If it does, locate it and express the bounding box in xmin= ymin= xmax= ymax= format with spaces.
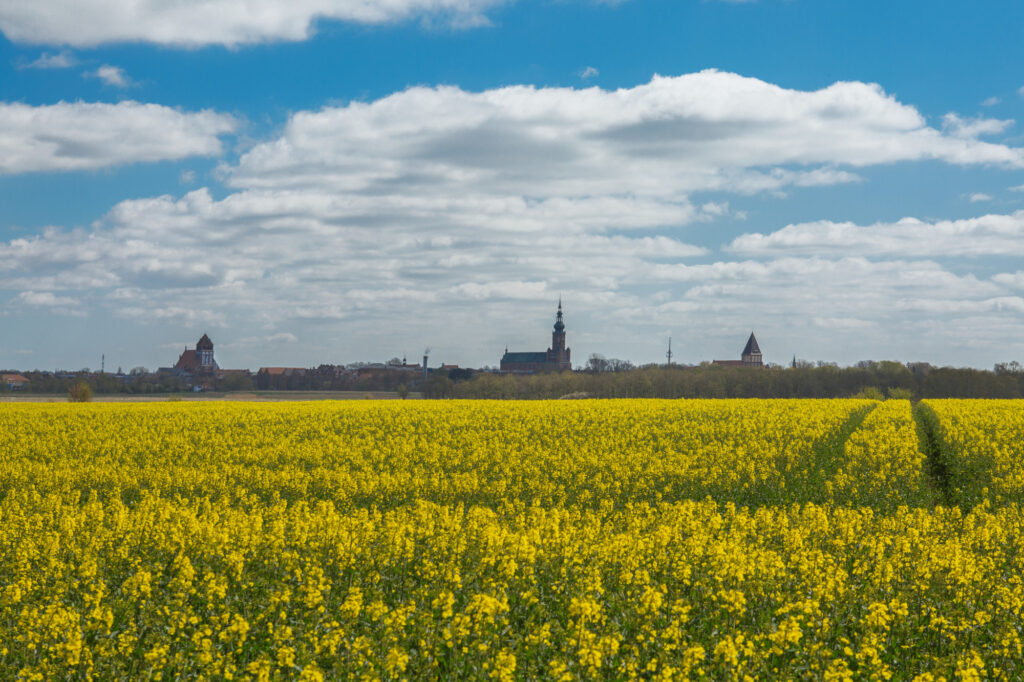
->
xmin=174 ymin=349 xmax=200 ymax=371
xmin=258 ymin=367 xmax=306 ymax=376
xmin=3 ymin=373 xmax=29 ymax=383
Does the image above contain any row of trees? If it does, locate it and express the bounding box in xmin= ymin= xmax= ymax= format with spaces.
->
xmin=0 ymin=371 xmax=191 ymax=395
xmin=255 ymin=366 xmax=416 ymax=391
xmin=444 ymin=361 xmax=1024 ymax=400
xmin=5 ymin=360 xmax=1023 ymax=400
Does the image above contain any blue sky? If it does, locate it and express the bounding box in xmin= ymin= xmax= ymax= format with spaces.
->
xmin=1 ymin=0 xmax=1023 ymax=371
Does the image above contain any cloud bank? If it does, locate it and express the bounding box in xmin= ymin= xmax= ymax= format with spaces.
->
xmin=2 ymin=72 xmax=1023 ymax=365
xmin=0 ymin=0 xmax=509 ymax=47
xmin=0 ymin=101 xmax=236 ymax=174
xmin=226 ymin=71 xmax=1024 ymax=200
xmin=728 ymin=212 xmax=1024 ymax=258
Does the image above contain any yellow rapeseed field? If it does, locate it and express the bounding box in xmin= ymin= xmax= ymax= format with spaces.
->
xmin=1 ymin=399 xmax=1021 ymax=680
xmin=921 ymin=399 xmax=1024 ymax=508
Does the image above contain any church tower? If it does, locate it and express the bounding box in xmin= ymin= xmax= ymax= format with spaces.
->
xmin=741 ymin=332 xmax=762 ymax=367
xmin=501 ymin=300 xmax=572 ymax=372
xmin=196 ymin=333 xmax=215 ymax=368
xmin=548 ymin=299 xmax=571 ymax=368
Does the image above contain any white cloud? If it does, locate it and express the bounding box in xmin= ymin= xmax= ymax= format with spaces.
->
xmin=728 ymin=211 xmax=1024 ymax=258
xmin=637 ymin=256 xmax=1023 ymax=364
xmin=580 ymin=66 xmax=599 ymax=79
xmin=0 ymin=0 xmax=510 ymax=47
xmin=700 ymin=201 xmax=730 ymax=217
xmin=812 ymin=317 xmax=876 ymax=330
xmin=968 ymin=192 xmax=993 ymax=203
xmin=227 ymin=72 xmax=1024 ymax=202
xmin=0 ymin=186 xmax=707 ymax=334
xmin=179 ymin=169 xmax=197 ymax=184
xmin=1010 ymin=184 xmax=1024 ymax=192
xmin=86 ymin=64 xmax=131 ymax=87
xmin=994 ymin=271 xmax=1024 ymax=289
xmin=0 ymin=101 xmax=236 ymax=174
xmin=981 ymin=96 xmax=1001 ymax=107
xmin=941 ymin=113 xmax=1014 ymax=139
xmin=18 ymin=49 xmax=76 ymax=69
xmin=14 ymin=290 xmax=79 ymax=306
xmin=10 ymin=290 xmax=85 ymax=317
xmin=220 ymin=332 xmax=299 ymax=350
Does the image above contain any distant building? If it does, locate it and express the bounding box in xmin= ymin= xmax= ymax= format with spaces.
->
xmin=3 ymin=373 xmax=29 ymax=390
xmin=174 ymin=333 xmax=219 ymax=373
xmin=713 ymin=332 xmax=764 ymax=368
xmin=257 ymin=367 xmax=307 ymax=378
xmin=500 ymin=301 xmax=572 ymax=373
xmin=255 ymin=367 xmax=307 ymax=390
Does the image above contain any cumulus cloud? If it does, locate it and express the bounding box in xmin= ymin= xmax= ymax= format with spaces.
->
xmin=9 ymin=290 xmax=85 ymax=317
xmin=14 ymin=290 xmax=79 ymax=306
xmin=0 ymin=185 xmax=707 ymax=342
xmin=0 ymin=101 xmax=236 ymax=174
xmin=17 ymin=49 xmax=76 ymax=69
xmin=728 ymin=211 xmax=1024 ymax=258
xmin=968 ymin=192 xmax=993 ymax=203
xmin=636 ymin=255 xmax=1023 ymax=364
xmin=981 ymin=96 xmax=1001 ymax=107
xmin=227 ymin=72 xmax=1024 ymax=201
xmin=644 ymin=257 xmax=1017 ymax=323
xmin=580 ymin=66 xmax=599 ymax=79
xmin=0 ymin=0 xmax=509 ymax=47
xmin=942 ymin=113 xmax=1014 ymax=139
xmin=993 ymin=271 xmax=1024 ymax=289
xmin=85 ymin=64 xmax=132 ymax=87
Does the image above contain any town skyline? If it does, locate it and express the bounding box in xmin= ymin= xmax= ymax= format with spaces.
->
xmin=3 ymin=1 xmax=1024 ymax=371
xmin=5 ymin=310 xmax=1017 ymax=375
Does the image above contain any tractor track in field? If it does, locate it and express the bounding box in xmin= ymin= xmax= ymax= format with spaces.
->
xmin=913 ymin=401 xmax=955 ymax=507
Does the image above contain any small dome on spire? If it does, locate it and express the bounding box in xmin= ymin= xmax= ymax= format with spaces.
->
xmin=554 ymin=300 xmax=565 ymax=332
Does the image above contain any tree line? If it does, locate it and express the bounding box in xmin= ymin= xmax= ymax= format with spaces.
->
xmin=5 ymin=360 xmax=1023 ymax=400
xmin=423 ymin=360 xmax=1024 ymax=400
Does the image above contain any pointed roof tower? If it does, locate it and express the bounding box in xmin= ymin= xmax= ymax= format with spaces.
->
xmin=553 ymin=298 xmax=565 ymax=332
xmin=196 ymin=333 xmax=214 ymax=351
xmin=742 ymin=332 xmax=760 ymax=356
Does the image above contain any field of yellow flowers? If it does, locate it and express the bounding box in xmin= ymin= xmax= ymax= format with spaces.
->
xmin=1 ymin=399 xmax=1022 ymax=680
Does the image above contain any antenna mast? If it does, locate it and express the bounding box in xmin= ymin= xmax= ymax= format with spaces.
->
xmin=666 ymin=337 xmax=673 ymax=366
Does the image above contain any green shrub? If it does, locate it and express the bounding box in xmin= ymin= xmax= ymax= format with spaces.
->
xmin=887 ymin=387 xmax=914 ymax=400
xmin=68 ymin=382 xmax=93 ymax=402
xmin=852 ymin=386 xmax=884 ymax=400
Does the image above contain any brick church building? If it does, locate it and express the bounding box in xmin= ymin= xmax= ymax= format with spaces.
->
xmin=500 ymin=301 xmax=572 ymax=373
xmin=713 ymin=332 xmax=764 ymax=368
xmin=173 ymin=333 xmax=219 ymax=373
